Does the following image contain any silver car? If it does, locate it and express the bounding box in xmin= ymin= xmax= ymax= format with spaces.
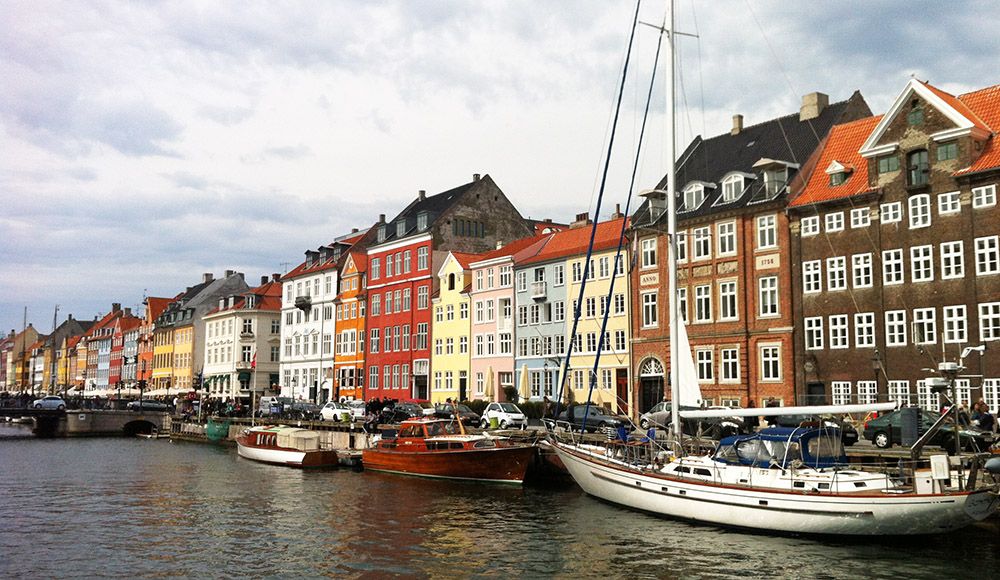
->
xmin=33 ymin=396 xmax=67 ymax=410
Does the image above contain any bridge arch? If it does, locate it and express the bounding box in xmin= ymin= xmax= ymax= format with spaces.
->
xmin=122 ymin=420 xmax=157 ymax=437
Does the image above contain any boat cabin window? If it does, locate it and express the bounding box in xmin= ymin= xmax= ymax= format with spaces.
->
xmin=807 ymin=434 xmax=844 ymax=460
xmin=474 ymin=440 xmax=496 ymax=449
xmin=399 ymin=426 xmax=423 ymax=438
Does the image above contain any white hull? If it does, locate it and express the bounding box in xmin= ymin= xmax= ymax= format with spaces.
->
xmin=552 ymin=442 xmax=998 ymax=536
xmin=237 ymin=441 xmax=307 ymax=466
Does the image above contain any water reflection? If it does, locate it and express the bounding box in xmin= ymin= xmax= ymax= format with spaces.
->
xmin=0 ymin=434 xmax=996 ymax=579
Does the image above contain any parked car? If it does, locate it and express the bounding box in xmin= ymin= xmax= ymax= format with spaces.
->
xmin=772 ymin=414 xmax=859 ymax=446
xmin=258 ymin=396 xmax=293 ymax=417
xmin=863 ymin=408 xmax=996 ymax=451
xmin=557 ymin=404 xmax=627 ymax=433
xmin=480 ymin=402 xmax=528 ymax=430
xmin=346 ymin=399 xmax=367 ymax=420
xmin=639 ymin=402 xmax=745 ymax=439
xmin=32 ymin=396 xmax=66 ymax=410
xmin=395 ymin=402 xmax=433 ymax=419
xmin=433 ymin=403 xmax=481 ymax=426
xmin=320 ymin=401 xmax=354 ymax=422
xmin=126 ymin=400 xmax=171 ymax=412
xmin=286 ymin=401 xmax=322 ymax=420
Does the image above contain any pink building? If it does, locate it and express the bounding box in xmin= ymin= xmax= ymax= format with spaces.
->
xmin=467 ymin=235 xmax=549 ymax=401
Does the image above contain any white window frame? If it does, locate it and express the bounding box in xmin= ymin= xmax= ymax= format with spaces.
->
xmin=758 ymin=276 xmax=778 ymax=318
xmin=805 ymin=317 xmax=824 ymax=350
xmin=973 ymin=184 xmax=997 ymax=208
xmin=852 ymin=253 xmax=873 ymax=288
xmin=693 ymin=227 xmax=711 ymax=261
xmin=719 ymin=280 xmax=738 ymax=321
xmin=979 ymin=302 xmax=1000 ymax=341
xmin=908 ymin=194 xmax=931 ymax=229
xmin=756 ymin=214 xmax=777 ymax=249
xmin=975 ymin=236 xmax=999 ymax=275
xmin=880 ymin=202 xmax=902 ymax=224
xmin=943 ymin=305 xmax=967 ymax=344
xmin=825 ymin=212 xmax=844 ymax=233
xmin=882 ymin=249 xmax=904 ymax=285
xmin=826 ymin=256 xmax=847 ymax=291
xmin=850 ymin=207 xmax=871 ymax=228
xmin=829 ymin=315 xmax=849 ymax=349
xmin=720 ymin=347 xmax=739 ymax=382
xmin=832 ymin=381 xmax=852 ymax=406
xmin=801 ymin=216 xmax=819 ymax=237
xmin=696 ymin=348 xmax=714 ymax=382
xmin=694 ymin=284 xmax=712 ymax=323
xmin=938 ymin=191 xmax=960 ymax=215
xmin=885 ymin=310 xmax=907 ymax=346
xmin=803 ymin=260 xmax=822 ymax=293
xmin=913 ymin=307 xmax=937 ymax=345
xmin=940 ymin=241 xmax=964 ymax=279
xmin=717 ymin=221 xmax=737 ymax=256
xmin=759 ymin=344 xmax=781 ymax=381
xmin=641 ymin=292 xmax=658 ymax=328
xmin=854 ymin=312 xmax=875 ymax=348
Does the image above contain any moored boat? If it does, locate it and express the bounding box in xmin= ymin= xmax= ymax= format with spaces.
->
xmin=236 ymin=425 xmax=339 ymax=468
xmin=362 ymin=418 xmax=535 ymax=484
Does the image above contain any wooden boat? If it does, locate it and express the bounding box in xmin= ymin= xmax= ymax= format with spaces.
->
xmin=362 ymin=418 xmax=535 ymax=484
xmin=236 ymin=425 xmax=339 ymax=467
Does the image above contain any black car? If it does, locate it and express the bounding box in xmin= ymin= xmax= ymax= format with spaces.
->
xmin=772 ymin=414 xmax=859 ymax=446
xmin=557 ymin=404 xmax=627 ymax=433
xmin=286 ymin=401 xmax=322 ymax=420
xmin=126 ymin=400 xmax=171 ymax=412
xmin=433 ymin=403 xmax=481 ymax=426
xmin=863 ymin=408 xmax=995 ymax=451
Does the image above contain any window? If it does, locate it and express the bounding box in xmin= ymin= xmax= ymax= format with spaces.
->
xmin=676 ymin=231 xmax=687 ymax=262
xmin=758 ymin=276 xmax=778 ymax=317
xmin=719 ymin=281 xmax=737 ymax=321
xmin=975 ymin=236 xmax=999 ymax=275
xmin=614 ymin=330 xmax=626 ymax=351
xmin=403 ymin=251 xmax=411 ymax=273
xmin=907 ymin=149 xmax=929 ymax=187
xmin=943 ymin=306 xmax=967 ymax=344
xmin=805 ymin=317 xmax=824 ymax=350
xmin=832 ymin=381 xmax=852 ymax=406
xmin=850 ymin=208 xmax=870 ymax=228
xmin=474 ymin=301 xmax=484 ymax=324
xmin=417 ymin=285 xmax=428 ymax=309
xmin=829 ymin=171 xmax=847 ymax=187
xmin=908 ymin=194 xmax=931 ymax=228
xmin=693 ymin=227 xmax=711 ymax=260
xmin=499 ymin=265 xmax=512 ymax=287
xmin=940 ymin=241 xmax=964 ymax=279
xmin=910 ymin=245 xmax=934 ymax=282
xmin=756 ymin=215 xmax=777 ymax=249
xmin=553 ymin=264 xmax=564 ymax=286
xmin=369 ymin=366 xmax=378 ymax=390
xmin=829 ymin=315 xmax=848 ymax=349
xmin=757 ymin=345 xmax=780 ymax=381
xmin=722 ymin=174 xmax=743 ymax=202
xmin=882 ymin=249 xmax=904 ymax=285
xmin=885 ymin=310 xmax=907 ymax=346
xmin=717 ymin=221 xmax=736 ymax=255
xmin=459 ymin=336 xmax=468 ymax=354
xmin=417 ymin=246 xmax=428 ymax=270
xmin=851 ymin=253 xmax=872 ymax=288
xmin=475 ymin=270 xmax=484 ymax=291
xmin=878 ymin=155 xmax=900 ymax=174
xmin=913 ymin=308 xmax=936 ymax=344
xmin=641 ymin=238 xmax=657 ymax=268
xmin=801 ymin=216 xmax=819 ymax=236
xmin=973 ymin=184 xmax=997 ymax=208
xmin=854 ymin=312 xmax=875 ymax=348
xmin=825 ymin=212 xmax=844 ymax=233
xmin=499 ymin=333 xmax=512 ymax=355
xmin=979 ymin=303 xmax=1000 ymax=341
xmin=598 ymin=256 xmax=610 ymax=278
xmin=803 ymin=260 xmax=822 ymax=293
xmin=677 ymin=287 xmax=688 ymax=324
xmin=415 ymin=323 xmax=428 ymax=350
xmin=937 ymin=142 xmax=957 ymax=161
xmin=938 ymin=191 xmax=960 ymax=215
xmin=695 ymin=285 xmax=712 ymax=323
xmin=402 ymin=288 xmax=411 ymax=311
xmin=855 ymin=381 xmax=877 ymax=405
xmin=696 ymin=349 xmax=714 ymax=381
xmin=880 ymin=202 xmax=902 ymax=224
xmin=446 ymin=304 xmax=454 ymax=321
xmin=888 ymin=380 xmax=910 ymax=405
xmin=553 ymin=301 xmax=565 ymax=322
xmin=385 ymin=254 xmax=393 ymax=277
xmin=721 ymin=348 xmax=739 ymax=381
xmin=683 ymin=184 xmax=705 ymax=210
xmin=826 ymin=257 xmax=847 ymax=291
xmin=641 ymin=292 xmax=658 ymax=327
xmin=384 ymin=367 xmax=392 ymax=390
xmin=516 ymin=271 xmax=527 ymax=292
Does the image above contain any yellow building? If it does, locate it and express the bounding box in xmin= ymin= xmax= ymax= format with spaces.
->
xmin=565 ymin=244 xmax=632 ymax=414
xmin=152 ymin=326 xmax=175 ymax=391
xmin=172 ymin=323 xmax=194 ymax=391
xmin=429 ymin=252 xmax=479 ymax=403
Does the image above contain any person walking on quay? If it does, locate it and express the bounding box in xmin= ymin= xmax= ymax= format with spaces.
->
xmin=543 ymin=396 xmax=553 ymax=419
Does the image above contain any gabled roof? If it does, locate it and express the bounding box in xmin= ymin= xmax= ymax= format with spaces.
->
xmin=633 ymin=91 xmax=869 ymax=225
xmin=144 ymin=297 xmax=172 ymax=322
xmin=788 ymin=115 xmax=883 ymax=208
xmin=284 ymin=225 xmax=374 ymax=281
xmin=66 ymin=336 xmax=81 ymax=349
xmin=469 ymin=233 xmax=552 ymax=266
xmin=519 ymin=218 xmax=628 ymax=266
xmin=86 ymin=309 xmax=124 ymax=338
xmin=343 ymin=250 xmax=367 ymax=275
xmin=206 ymin=280 xmax=284 ymax=315
xmin=118 ymin=317 xmax=142 ymax=333
xmin=954 ymin=83 xmax=1000 ymax=176
xmin=372 ymin=176 xmax=493 ymax=247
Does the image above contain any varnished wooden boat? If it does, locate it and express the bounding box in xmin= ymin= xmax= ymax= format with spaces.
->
xmin=362 ymin=418 xmax=535 ymax=484
xmin=237 ymin=425 xmax=339 ymax=468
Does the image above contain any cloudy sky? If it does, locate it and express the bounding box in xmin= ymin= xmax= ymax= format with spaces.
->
xmin=2 ymin=1 xmax=998 ymax=334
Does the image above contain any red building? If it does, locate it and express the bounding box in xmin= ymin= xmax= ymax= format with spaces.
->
xmin=138 ymin=297 xmax=172 ymax=384
xmin=363 ymin=174 xmax=534 ymax=401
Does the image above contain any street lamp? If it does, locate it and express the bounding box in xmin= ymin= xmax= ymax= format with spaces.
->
xmin=291 ymin=376 xmax=298 ymax=401
xmin=871 ymin=349 xmax=882 ymax=402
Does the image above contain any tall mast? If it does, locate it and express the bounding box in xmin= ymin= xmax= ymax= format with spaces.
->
xmin=665 ymin=0 xmax=681 ymax=442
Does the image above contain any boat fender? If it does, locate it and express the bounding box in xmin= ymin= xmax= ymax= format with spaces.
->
xmin=985 ymin=456 xmax=1000 ymax=475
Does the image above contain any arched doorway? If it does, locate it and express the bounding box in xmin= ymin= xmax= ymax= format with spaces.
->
xmin=638 ymin=357 xmax=665 ymax=414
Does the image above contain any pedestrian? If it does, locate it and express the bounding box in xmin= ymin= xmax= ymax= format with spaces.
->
xmin=543 ymin=396 xmax=552 ymax=419
xmin=745 ymin=400 xmax=760 ymax=432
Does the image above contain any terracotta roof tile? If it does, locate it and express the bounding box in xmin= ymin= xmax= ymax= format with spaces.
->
xmin=471 ymin=233 xmax=551 ymax=263
xmin=788 ymin=116 xmax=882 ymax=208
xmin=144 ymin=297 xmax=172 ymax=321
xmin=955 ymin=83 xmax=1000 ymax=176
xmin=450 ymin=251 xmax=485 ymax=270
xmin=519 ymin=218 xmax=628 ymax=266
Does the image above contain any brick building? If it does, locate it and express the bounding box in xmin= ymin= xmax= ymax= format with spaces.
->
xmin=788 ymin=79 xmax=1000 ymax=413
xmin=630 ymin=91 xmax=871 ymax=415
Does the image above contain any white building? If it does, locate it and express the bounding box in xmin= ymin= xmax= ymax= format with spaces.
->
xmin=203 ymin=276 xmax=283 ymax=400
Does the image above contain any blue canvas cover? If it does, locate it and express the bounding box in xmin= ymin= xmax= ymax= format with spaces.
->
xmin=714 ymin=426 xmax=847 ymax=469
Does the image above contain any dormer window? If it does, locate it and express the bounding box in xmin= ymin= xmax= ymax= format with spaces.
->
xmin=417 ymin=212 xmax=428 ymax=231
xmin=937 ymin=142 xmax=957 ymax=161
xmin=907 ymin=149 xmax=929 ymax=187
xmin=825 ymin=161 xmax=851 ymax=187
xmin=396 ymin=220 xmax=407 ymax=238
xmin=682 ymin=184 xmax=705 ymax=211
xmin=377 ymin=225 xmax=386 ymax=243
xmin=829 ymin=172 xmax=847 ymax=186
xmin=721 ymin=175 xmax=743 ymax=202
xmin=763 ymin=167 xmax=787 ymax=196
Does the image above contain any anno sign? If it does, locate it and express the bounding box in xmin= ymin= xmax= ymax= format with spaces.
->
xmin=639 ymin=272 xmax=659 ymax=286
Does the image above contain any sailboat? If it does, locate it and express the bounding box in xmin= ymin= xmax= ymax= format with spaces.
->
xmin=547 ymin=1 xmax=999 ymax=535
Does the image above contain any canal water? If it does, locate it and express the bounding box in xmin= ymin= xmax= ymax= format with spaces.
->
xmin=1 ymin=424 xmax=997 ymax=579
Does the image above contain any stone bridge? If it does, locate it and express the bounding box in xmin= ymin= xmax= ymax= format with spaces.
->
xmin=0 ymin=408 xmax=170 ymax=437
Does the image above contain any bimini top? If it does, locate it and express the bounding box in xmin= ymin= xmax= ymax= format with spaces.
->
xmin=713 ymin=426 xmax=847 ymax=470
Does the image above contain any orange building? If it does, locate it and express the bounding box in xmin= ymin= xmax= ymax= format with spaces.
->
xmin=138 ymin=297 xmax=172 ymax=384
xmin=333 ymin=250 xmax=368 ymax=400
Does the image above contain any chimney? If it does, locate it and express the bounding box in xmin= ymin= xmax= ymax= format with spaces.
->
xmin=570 ymin=212 xmax=592 ymax=229
xmin=418 ymin=189 xmax=426 ymax=201
xmin=800 ymin=92 xmax=829 ymax=121
xmin=473 ymin=173 xmax=481 ymax=181
xmin=351 ymin=227 xmax=359 ymax=233
xmin=611 ymin=203 xmax=623 ymax=219
xmin=238 ymin=272 xmax=245 ymax=281
xmin=112 ymin=303 xmax=121 ymax=312
xmin=225 ymin=269 xmax=235 ymax=278
xmin=261 ymin=275 xmax=269 ymax=285
xmin=544 ymin=218 xmax=553 ymax=223
xmin=124 ymin=308 xmax=132 ymax=317
xmin=379 ymin=213 xmax=386 ymax=224
xmin=203 ymin=272 xmax=214 ymax=283
xmin=731 ymin=114 xmax=744 ymax=135
xmin=496 ymin=240 xmax=504 ymax=250
xmin=272 ymin=273 xmax=281 ymax=282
